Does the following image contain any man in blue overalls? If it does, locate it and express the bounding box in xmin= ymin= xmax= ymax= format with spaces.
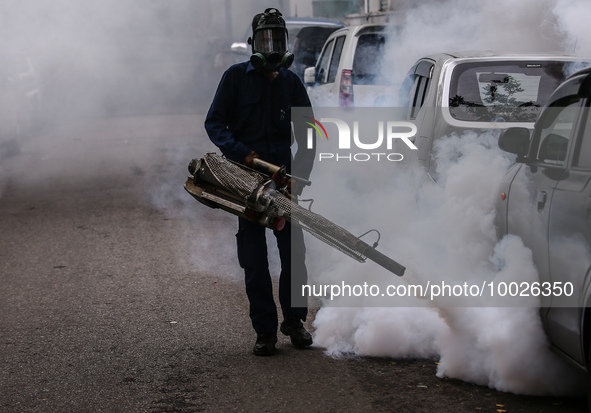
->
xmin=205 ymin=8 xmax=315 ymax=356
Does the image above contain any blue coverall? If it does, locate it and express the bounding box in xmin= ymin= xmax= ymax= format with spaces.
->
xmin=204 ymin=61 xmax=315 ymax=334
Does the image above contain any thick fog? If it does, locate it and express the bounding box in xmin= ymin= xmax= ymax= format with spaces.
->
xmin=310 ymin=128 xmax=586 ymax=395
xmin=376 ymin=0 xmax=591 ymax=96
xmin=0 ymin=0 xmax=286 ymax=197
xmin=0 ymin=1 xmax=305 ymax=124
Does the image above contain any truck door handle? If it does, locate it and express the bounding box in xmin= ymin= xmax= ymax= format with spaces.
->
xmin=537 ymin=191 xmax=547 ymax=211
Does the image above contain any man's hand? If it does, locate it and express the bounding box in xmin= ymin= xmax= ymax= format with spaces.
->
xmin=243 ymin=151 xmax=259 ymax=167
xmin=287 ymin=178 xmax=302 ymax=196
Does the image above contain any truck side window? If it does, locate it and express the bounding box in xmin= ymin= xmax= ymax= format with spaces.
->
xmin=352 ymin=34 xmax=387 ymax=85
xmin=410 ymin=61 xmax=433 ymax=119
xmin=574 ymin=105 xmax=591 ymax=168
xmin=410 ymin=76 xmax=430 ymax=119
xmin=316 ymin=39 xmax=334 ymax=84
xmin=535 ymin=97 xmax=581 ymax=165
xmin=327 ymin=36 xmax=345 ymax=84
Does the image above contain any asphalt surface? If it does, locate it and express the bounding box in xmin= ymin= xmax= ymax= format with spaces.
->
xmin=0 ymin=113 xmax=587 ymax=412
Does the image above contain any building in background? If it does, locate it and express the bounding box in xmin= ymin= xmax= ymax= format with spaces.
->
xmin=288 ymin=0 xmax=413 ymax=24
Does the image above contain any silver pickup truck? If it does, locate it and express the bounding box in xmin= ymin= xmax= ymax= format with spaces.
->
xmin=496 ymin=66 xmax=591 ymax=402
xmin=397 ymin=51 xmax=590 ymax=183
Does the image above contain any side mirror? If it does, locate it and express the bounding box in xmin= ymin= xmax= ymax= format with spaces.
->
xmin=498 ymin=127 xmax=530 ymax=162
xmin=304 ymin=66 xmax=316 ymax=85
xmin=230 ymin=42 xmax=248 ymax=55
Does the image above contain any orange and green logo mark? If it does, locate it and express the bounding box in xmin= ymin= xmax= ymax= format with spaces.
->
xmin=304 ymin=117 xmax=328 ymax=140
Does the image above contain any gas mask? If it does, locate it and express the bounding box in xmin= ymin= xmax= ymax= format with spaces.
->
xmin=248 ymin=8 xmax=294 ymax=71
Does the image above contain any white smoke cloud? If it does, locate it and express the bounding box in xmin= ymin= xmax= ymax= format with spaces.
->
xmin=0 ymin=0 xmax=270 ymax=200
xmin=308 ymin=0 xmax=591 ymax=395
xmin=382 ymin=0 xmax=589 ymax=92
xmin=311 ymin=128 xmax=586 ymax=396
xmin=553 ymin=0 xmax=591 ymax=55
xmin=309 ymin=0 xmax=591 ymax=396
xmin=434 ymin=306 xmax=580 ymax=395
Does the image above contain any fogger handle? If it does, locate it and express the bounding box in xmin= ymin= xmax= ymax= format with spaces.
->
xmin=252 ymin=158 xmax=312 ymax=187
xmin=363 ymin=246 xmax=406 ymax=276
xmin=252 ymin=158 xmax=280 ymax=175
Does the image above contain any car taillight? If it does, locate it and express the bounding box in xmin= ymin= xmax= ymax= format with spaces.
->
xmin=339 ymin=69 xmax=353 ymax=107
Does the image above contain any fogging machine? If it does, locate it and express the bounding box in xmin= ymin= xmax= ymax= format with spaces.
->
xmin=184 ymin=153 xmax=405 ymax=276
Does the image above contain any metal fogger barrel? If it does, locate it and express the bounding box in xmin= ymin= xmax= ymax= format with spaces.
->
xmin=184 ymin=153 xmax=405 ymax=276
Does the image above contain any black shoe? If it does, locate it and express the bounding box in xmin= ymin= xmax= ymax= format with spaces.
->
xmin=253 ymin=333 xmax=277 ymax=356
xmin=280 ymin=318 xmax=313 ymax=349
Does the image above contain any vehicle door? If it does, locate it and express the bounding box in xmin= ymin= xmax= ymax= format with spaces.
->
xmin=506 ymin=92 xmax=587 ymax=363
xmin=544 ymin=92 xmax=591 ymax=365
xmin=306 ymin=34 xmax=346 ymax=106
xmin=513 ymin=95 xmax=587 ymax=278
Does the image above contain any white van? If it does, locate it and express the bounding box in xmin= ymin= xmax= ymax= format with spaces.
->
xmin=303 ymin=24 xmax=398 ymax=107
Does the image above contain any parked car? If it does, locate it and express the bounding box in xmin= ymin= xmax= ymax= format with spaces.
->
xmin=396 ymin=51 xmax=590 ymax=182
xmin=495 ymin=67 xmax=591 ymax=396
xmin=303 ymin=23 xmax=399 ymax=107
xmin=227 ymin=17 xmax=345 ymax=81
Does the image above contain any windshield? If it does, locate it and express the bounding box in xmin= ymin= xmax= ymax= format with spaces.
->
xmin=448 ymin=61 xmax=585 ymax=122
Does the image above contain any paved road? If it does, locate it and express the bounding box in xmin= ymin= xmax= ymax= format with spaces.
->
xmin=0 ymin=114 xmax=587 ymax=412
